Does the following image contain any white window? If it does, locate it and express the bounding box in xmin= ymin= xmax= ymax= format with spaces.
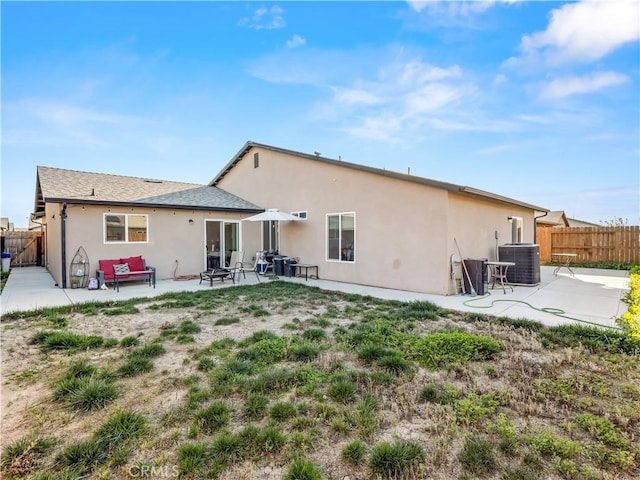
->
xmin=104 ymin=214 xmax=148 ymax=243
xmin=327 ymin=213 xmax=355 ymax=262
xmin=291 ymin=211 xmax=308 ymax=220
xmin=510 ymin=216 xmax=523 ymax=243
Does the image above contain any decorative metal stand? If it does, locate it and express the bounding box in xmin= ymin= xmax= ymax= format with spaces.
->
xmin=69 ymin=247 xmax=89 ymax=289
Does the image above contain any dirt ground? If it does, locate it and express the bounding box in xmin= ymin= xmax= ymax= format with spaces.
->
xmin=1 ymin=286 xmax=639 ymax=480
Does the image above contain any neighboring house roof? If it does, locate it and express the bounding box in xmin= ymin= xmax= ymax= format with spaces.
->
xmin=537 ymin=210 xmax=569 ymax=227
xmin=567 ymin=217 xmax=601 ymax=227
xmin=34 ymin=166 xmax=262 ymax=214
xmin=210 ymin=141 xmax=548 ymax=212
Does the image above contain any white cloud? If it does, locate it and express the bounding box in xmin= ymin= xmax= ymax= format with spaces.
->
xmin=286 ymin=34 xmax=306 ymax=49
xmin=492 ymin=74 xmax=507 ymax=86
xmin=32 ymin=101 xmax=128 ymax=127
xmin=539 ymin=71 xmax=629 ymax=99
xmin=332 ymin=88 xmax=381 ymax=106
xmin=475 ymin=143 xmax=515 ymax=155
xmin=407 ymin=0 xmax=522 ymax=16
xmin=514 ymin=0 xmax=640 ymax=65
xmin=239 ymin=5 xmax=285 ymax=30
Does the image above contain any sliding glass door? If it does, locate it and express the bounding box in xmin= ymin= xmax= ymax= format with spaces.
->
xmin=205 ymin=220 xmax=240 ymax=268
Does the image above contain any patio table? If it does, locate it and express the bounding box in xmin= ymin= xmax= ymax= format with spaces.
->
xmin=485 ymin=261 xmax=515 ymax=294
xmin=551 ymin=253 xmax=577 ymax=276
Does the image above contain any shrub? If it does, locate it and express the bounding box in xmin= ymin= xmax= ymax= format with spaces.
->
xmin=369 ymin=440 xmax=425 ymax=479
xmin=619 ymin=268 xmax=640 ymax=339
xmin=539 ymin=324 xmax=639 ymax=354
xmin=412 ymin=331 xmax=503 ymax=368
xmin=526 ymin=429 xmax=581 ymax=459
xmin=236 ymin=337 xmax=288 ymax=365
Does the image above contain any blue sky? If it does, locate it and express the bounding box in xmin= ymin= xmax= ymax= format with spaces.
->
xmin=2 ymin=0 xmax=639 ymax=227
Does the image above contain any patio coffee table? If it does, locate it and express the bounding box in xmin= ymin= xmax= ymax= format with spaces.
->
xmin=200 ymin=269 xmax=235 ymax=286
xmin=294 ymin=263 xmax=319 ymax=281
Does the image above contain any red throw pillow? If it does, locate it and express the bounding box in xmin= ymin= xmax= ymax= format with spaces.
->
xmin=98 ymin=259 xmax=121 ymax=280
xmin=121 ymin=256 xmax=145 ymax=272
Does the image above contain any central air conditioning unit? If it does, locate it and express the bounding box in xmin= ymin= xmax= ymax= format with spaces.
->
xmin=498 ymin=243 xmax=540 ymax=285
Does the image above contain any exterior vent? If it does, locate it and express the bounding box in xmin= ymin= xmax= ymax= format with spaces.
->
xmin=498 ymin=243 xmax=540 ymax=285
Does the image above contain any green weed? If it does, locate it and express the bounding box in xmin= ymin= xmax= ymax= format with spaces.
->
xmin=30 ymin=331 xmax=105 ymax=351
xmin=270 ymin=401 xmax=298 ymax=422
xmin=459 ymin=435 xmax=496 ymax=475
xmin=215 ymin=317 xmax=240 ymax=326
xmin=194 ymin=401 xmax=231 ymax=434
xmin=283 ymin=457 xmax=324 ymax=480
xmin=342 ymin=440 xmax=367 ymax=465
xmin=412 ymin=331 xmax=503 ymax=369
xmin=369 ymin=440 xmax=425 ymax=479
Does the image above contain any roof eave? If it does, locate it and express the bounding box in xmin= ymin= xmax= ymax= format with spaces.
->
xmin=211 ymin=142 xmax=549 ymax=212
xmin=42 ymin=197 xmax=263 ymax=213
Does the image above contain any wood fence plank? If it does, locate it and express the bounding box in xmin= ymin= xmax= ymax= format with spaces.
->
xmin=539 ymin=226 xmax=639 ymax=265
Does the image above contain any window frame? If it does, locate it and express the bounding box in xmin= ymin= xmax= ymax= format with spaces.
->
xmin=510 ymin=216 xmax=523 ymax=243
xmin=326 ymin=212 xmax=355 ymax=263
xmin=103 ymin=213 xmax=149 ymax=244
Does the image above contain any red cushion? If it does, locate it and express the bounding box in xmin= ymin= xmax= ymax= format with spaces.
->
xmin=98 ymin=259 xmax=121 ymax=280
xmin=120 ymin=256 xmax=145 ymax=272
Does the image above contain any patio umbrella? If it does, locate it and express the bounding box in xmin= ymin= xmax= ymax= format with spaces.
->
xmin=243 ymin=210 xmax=301 ymax=222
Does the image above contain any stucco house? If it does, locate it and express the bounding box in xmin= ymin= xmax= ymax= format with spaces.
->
xmin=33 ymin=141 xmax=547 ymax=294
xmin=210 ymin=142 xmax=547 ymax=295
xmin=33 ymin=166 xmax=262 ymax=288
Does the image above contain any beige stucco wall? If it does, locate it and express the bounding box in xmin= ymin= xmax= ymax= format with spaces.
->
xmin=447 ymin=193 xmax=535 ymax=261
xmin=216 ymin=146 xmax=539 ymax=295
xmin=44 ymin=202 xmax=258 ymax=287
xmin=44 ymin=204 xmax=63 ymax=286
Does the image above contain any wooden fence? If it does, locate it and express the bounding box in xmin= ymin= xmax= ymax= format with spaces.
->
xmin=536 ymin=226 xmax=639 ymax=264
xmin=0 ymin=231 xmax=44 ymax=267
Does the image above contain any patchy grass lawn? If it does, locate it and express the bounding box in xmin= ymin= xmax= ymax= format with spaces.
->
xmin=1 ymin=281 xmax=639 ymax=479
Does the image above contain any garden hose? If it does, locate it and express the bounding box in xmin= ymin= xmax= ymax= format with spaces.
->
xmin=462 ymin=290 xmax=624 ymax=332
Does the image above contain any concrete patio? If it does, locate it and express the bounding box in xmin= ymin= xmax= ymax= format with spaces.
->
xmin=0 ymin=265 xmax=630 ymax=330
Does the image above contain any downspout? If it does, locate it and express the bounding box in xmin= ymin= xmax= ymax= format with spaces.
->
xmin=533 ymin=211 xmax=548 ymax=244
xmin=61 ymin=203 xmax=68 ymax=288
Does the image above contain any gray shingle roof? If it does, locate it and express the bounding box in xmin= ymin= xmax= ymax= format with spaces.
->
xmin=35 ymin=166 xmax=261 ymax=213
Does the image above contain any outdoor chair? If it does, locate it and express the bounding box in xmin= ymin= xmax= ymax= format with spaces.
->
xmin=233 ymin=253 xmax=261 ymax=283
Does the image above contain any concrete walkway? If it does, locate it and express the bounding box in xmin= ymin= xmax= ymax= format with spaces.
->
xmin=0 ymin=266 xmax=630 ymax=330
